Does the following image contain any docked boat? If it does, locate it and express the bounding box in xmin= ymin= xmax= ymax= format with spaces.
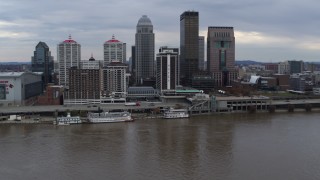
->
xmin=163 ymin=108 xmax=189 ymax=119
xmin=55 ymin=113 xmax=82 ymax=125
xmin=87 ymin=111 xmax=133 ymax=123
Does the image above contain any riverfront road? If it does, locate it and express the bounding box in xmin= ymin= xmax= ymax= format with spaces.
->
xmin=0 ymin=102 xmax=177 ymax=114
xmin=271 ymin=99 xmax=320 ymax=105
xmin=1 ymin=99 xmax=320 ymax=114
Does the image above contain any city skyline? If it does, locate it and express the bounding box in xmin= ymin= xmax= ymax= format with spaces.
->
xmin=1 ymin=0 xmax=320 ymax=62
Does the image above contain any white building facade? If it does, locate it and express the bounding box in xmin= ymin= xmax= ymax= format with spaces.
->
xmin=80 ymin=56 xmax=102 ymax=69
xmin=278 ymin=61 xmax=290 ymax=74
xmin=0 ymin=72 xmax=43 ymax=106
xmin=103 ymin=35 xmax=126 ymax=67
xmin=58 ymin=35 xmax=81 ymax=88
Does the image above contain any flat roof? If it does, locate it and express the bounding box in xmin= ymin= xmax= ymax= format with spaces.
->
xmin=0 ymin=72 xmax=42 ymax=78
xmin=216 ymin=96 xmax=270 ymax=101
xmin=176 ymin=90 xmax=202 ymax=93
xmin=0 ymin=72 xmax=25 ymax=77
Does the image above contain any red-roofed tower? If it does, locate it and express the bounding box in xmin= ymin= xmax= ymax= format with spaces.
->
xmin=57 ymin=35 xmax=81 ymax=88
xmin=103 ymin=35 xmax=126 ymax=67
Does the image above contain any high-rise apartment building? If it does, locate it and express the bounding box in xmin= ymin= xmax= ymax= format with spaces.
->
xmin=180 ymin=11 xmax=199 ymax=86
xmin=103 ymin=35 xmax=126 ymax=67
xmin=207 ymin=27 xmax=237 ymax=86
xmin=68 ymin=67 xmax=102 ymax=100
xmin=31 ymin=41 xmax=54 ymax=86
xmin=57 ymin=35 xmax=81 ymax=88
xmin=198 ymin=36 xmax=205 ymax=71
xmin=80 ymin=55 xmax=102 ymax=69
xmin=156 ymin=47 xmax=179 ymax=92
xmin=135 ymin=15 xmax=155 ymax=85
xmin=103 ymin=61 xmax=127 ymax=97
xmin=278 ymin=61 xmax=290 ymax=74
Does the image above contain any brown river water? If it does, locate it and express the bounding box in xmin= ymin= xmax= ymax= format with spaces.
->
xmin=1 ymin=112 xmax=320 ymax=180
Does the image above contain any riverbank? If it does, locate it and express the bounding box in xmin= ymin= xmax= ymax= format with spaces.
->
xmin=1 ymin=107 xmax=320 ymax=125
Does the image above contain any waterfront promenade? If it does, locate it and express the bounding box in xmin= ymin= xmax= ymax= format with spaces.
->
xmin=0 ymin=102 xmax=174 ymax=114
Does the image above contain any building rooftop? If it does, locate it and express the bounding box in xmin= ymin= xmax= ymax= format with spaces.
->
xmin=62 ymin=35 xmax=77 ymax=43
xmin=137 ymin=15 xmax=152 ymax=26
xmin=89 ymin=54 xmax=95 ymax=61
xmin=106 ymin=61 xmax=127 ymax=67
xmin=216 ymin=96 xmax=270 ymax=101
xmin=105 ymin=35 xmax=121 ymax=43
xmin=0 ymin=72 xmax=24 ymax=77
xmin=0 ymin=72 xmax=42 ymax=78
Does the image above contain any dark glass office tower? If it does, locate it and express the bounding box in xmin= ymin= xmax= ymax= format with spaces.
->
xmin=180 ymin=11 xmax=199 ymax=86
xmin=31 ymin=41 xmax=54 ymax=87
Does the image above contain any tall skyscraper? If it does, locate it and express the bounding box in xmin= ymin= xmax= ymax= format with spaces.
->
xmin=103 ymin=35 xmax=126 ymax=67
xmin=135 ymin=15 xmax=155 ymax=85
xmin=57 ymin=35 xmax=81 ymax=88
xmin=31 ymin=41 xmax=54 ymax=86
xmin=180 ymin=11 xmax=199 ymax=86
xmin=156 ymin=47 xmax=179 ymax=92
xmin=198 ymin=36 xmax=205 ymax=71
xmin=207 ymin=27 xmax=237 ymax=86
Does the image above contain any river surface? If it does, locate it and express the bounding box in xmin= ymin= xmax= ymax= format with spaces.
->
xmin=1 ymin=112 xmax=320 ymax=180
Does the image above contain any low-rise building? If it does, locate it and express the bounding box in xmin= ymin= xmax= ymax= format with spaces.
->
xmin=290 ymin=76 xmax=305 ymax=91
xmin=127 ymin=86 xmax=159 ymax=101
xmin=0 ymin=72 xmax=43 ymax=107
xmin=37 ymin=84 xmax=64 ymax=105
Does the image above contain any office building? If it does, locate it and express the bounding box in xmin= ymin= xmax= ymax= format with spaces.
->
xmin=135 ymin=15 xmax=155 ymax=85
xmin=290 ymin=76 xmax=305 ymax=91
xmin=180 ymin=11 xmax=199 ymax=86
xmin=103 ymin=35 xmax=126 ymax=66
xmin=207 ymin=27 xmax=237 ymax=86
xmin=198 ymin=36 xmax=205 ymax=71
xmin=264 ymin=63 xmax=278 ymax=73
xmin=288 ymin=60 xmax=304 ymax=74
xmin=156 ymin=47 xmax=179 ymax=92
xmin=57 ymin=35 xmax=81 ymax=88
xmin=131 ymin=46 xmax=135 ymax=73
xmin=31 ymin=41 xmax=54 ymax=86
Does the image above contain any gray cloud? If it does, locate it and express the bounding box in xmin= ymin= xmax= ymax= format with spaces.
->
xmin=0 ymin=0 xmax=320 ymax=62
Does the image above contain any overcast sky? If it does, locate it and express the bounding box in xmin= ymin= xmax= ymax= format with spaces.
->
xmin=1 ymin=0 xmax=320 ymax=62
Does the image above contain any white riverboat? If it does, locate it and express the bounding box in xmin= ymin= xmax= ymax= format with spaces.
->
xmin=55 ymin=113 xmax=81 ymax=125
xmin=87 ymin=111 xmax=133 ymax=123
xmin=163 ymin=108 xmax=189 ymax=119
